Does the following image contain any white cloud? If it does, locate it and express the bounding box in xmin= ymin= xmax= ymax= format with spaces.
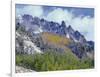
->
xmin=16 ymin=6 xmax=43 ymax=17
xmin=46 ymin=8 xmax=73 ymax=24
xmin=71 ymin=16 xmax=94 ymax=41
xmin=16 ymin=8 xmax=23 ymax=17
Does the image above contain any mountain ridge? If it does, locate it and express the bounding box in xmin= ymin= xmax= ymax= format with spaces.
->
xmin=16 ymin=14 xmax=90 ymax=43
xmin=16 ymin=14 xmax=94 ymax=59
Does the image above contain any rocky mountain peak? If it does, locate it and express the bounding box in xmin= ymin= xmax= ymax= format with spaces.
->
xmin=22 ymin=14 xmax=33 ymax=21
xmin=16 ymin=14 xmax=91 ymax=43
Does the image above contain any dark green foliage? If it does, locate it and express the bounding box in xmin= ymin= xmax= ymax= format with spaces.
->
xmin=16 ymin=50 xmax=94 ymax=71
xmin=78 ymin=58 xmax=94 ymax=69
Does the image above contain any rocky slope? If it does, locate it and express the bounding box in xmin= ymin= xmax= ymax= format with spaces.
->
xmin=16 ymin=66 xmax=36 ymax=73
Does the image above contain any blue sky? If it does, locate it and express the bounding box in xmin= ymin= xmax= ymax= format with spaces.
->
xmin=16 ymin=4 xmax=94 ymax=41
